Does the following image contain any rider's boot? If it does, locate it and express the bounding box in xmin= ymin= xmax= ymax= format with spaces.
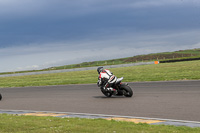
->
xmin=106 ymin=87 xmax=113 ymax=91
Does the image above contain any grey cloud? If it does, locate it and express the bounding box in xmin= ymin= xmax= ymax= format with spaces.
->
xmin=2 ymin=0 xmax=199 ymax=19
xmin=0 ymin=0 xmax=200 ymax=72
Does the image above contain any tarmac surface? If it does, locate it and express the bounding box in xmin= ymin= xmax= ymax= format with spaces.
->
xmin=0 ymin=80 xmax=200 ymax=127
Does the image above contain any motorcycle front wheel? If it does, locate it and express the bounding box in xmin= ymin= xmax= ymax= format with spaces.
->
xmin=101 ymin=89 xmax=112 ymax=97
xmin=0 ymin=93 xmax=2 ymax=101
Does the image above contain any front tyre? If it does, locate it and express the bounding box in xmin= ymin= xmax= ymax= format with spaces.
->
xmin=101 ymin=89 xmax=112 ymax=97
xmin=0 ymin=93 xmax=2 ymax=101
xmin=121 ymin=85 xmax=133 ymax=97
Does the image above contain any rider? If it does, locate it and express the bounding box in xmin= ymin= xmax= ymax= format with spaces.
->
xmin=97 ymin=67 xmax=117 ymax=92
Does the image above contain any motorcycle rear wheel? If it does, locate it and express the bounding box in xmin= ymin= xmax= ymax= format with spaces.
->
xmin=121 ymin=85 xmax=133 ymax=97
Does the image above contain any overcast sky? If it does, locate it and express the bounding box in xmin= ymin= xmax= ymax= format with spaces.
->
xmin=0 ymin=0 xmax=200 ymax=72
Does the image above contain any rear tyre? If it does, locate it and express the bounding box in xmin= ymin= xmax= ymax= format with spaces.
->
xmin=121 ymin=85 xmax=133 ymax=97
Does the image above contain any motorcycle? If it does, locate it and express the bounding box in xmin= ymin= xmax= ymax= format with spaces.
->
xmin=0 ymin=93 xmax=2 ymax=101
xmin=99 ymin=77 xmax=133 ymax=97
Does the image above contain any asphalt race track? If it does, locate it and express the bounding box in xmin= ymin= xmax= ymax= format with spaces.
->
xmin=0 ymin=80 xmax=200 ymax=122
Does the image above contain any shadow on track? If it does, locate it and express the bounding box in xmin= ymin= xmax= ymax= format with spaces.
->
xmin=93 ymin=96 xmax=129 ymax=99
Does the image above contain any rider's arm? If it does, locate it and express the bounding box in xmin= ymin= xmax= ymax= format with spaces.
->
xmin=97 ymin=79 xmax=101 ymax=87
xmin=97 ymin=75 xmax=102 ymax=87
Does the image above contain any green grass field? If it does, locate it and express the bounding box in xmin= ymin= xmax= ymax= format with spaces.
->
xmin=1 ymin=60 xmax=200 ymax=132
xmin=0 ymin=114 xmax=200 ymax=133
xmin=0 ymin=60 xmax=200 ymax=88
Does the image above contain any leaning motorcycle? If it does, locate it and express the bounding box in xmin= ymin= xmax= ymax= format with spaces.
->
xmin=99 ymin=77 xmax=133 ymax=97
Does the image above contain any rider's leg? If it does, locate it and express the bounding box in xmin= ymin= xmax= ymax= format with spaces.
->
xmin=104 ymin=82 xmax=114 ymax=91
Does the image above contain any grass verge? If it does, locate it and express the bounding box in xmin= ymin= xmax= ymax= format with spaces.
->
xmin=0 ymin=114 xmax=200 ymax=133
xmin=0 ymin=60 xmax=200 ymax=88
xmin=1 ymin=61 xmax=200 ymax=132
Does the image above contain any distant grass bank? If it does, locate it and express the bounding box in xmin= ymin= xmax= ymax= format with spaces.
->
xmin=0 ymin=60 xmax=200 ymax=88
xmin=1 ymin=48 xmax=200 ymax=75
xmin=0 ymin=114 xmax=200 ymax=133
